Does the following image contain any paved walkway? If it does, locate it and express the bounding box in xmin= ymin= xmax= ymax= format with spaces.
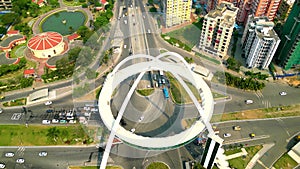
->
xmin=225 ymin=148 xmax=248 ymax=160
xmin=245 ymin=143 xmax=275 ymax=169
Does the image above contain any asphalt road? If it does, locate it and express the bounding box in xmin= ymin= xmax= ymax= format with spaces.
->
xmin=0 ymin=146 xmax=100 ymax=169
xmin=215 ymin=117 xmax=300 ymax=168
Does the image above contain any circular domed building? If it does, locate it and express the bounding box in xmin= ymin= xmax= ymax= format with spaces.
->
xmin=27 ymin=32 xmax=65 ymax=58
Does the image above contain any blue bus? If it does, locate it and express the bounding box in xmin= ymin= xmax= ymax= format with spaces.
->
xmin=163 ymin=87 xmax=169 ymax=98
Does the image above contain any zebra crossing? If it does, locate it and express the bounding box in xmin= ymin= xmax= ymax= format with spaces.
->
xmin=16 ymin=146 xmax=25 ymax=156
xmin=255 ymin=91 xmax=272 ymax=108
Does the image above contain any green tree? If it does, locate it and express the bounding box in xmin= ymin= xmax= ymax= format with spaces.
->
xmin=149 ymin=7 xmax=157 ymax=12
xmin=0 ymin=13 xmax=20 ymax=25
xmin=20 ymin=78 xmax=34 ymax=88
xmin=0 ymin=26 xmax=7 ymax=35
xmin=47 ymin=127 xmax=60 ymax=142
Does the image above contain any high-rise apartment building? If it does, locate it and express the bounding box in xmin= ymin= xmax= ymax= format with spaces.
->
xmin=0 ymin=0 xmax=12 ymax=10
xmin=210 ymin=0 xmax=281 ymax=24
xmin=275 ymin=1 xmax=300 ymax=70
xmin=251 ymin=0 xmax=281 ymax=21
xmin=198 ymin=2 xmax=238 ymax=58
xmin=241 ymin=15 xmax=280 ymax=69
xmin=163 ymin=0 xmax=193 ymax=28
xmin=277 ymin=0 xmax=295 ymax=21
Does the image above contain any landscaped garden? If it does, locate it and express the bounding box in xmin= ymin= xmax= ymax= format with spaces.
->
xmin=0 ymin=125 xmax=96 ymax=146
xmin=146 ymin=162 xmax=169 ymax=169
xmin=137 ymin=88 xmax=155 ymax=96
xmin=273 ymin=153 xmax=298 ymax=169
xmin=227 ymin=145 xmax=263 ymax=169
xmin=210 ymin=104 xmax=300 ymax=122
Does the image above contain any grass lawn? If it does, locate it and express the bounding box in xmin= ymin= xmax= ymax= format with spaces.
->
xmin=166 ymin=73 xmax=201 ymax=104
xmin=69 ymin=166 xmax=122 ymax=169
xmin=195 ymin=52 xmax=221 ymax=65
xmin=224 ymin=148 xmax=242 ymax=156
xmin=212 ymin=91 xmax=227 ymax=99
xmin=146 ymin=162 xmax=169 ymax=169
xmin=0 ymin=125 xmax=95 ymax=146
xmin=137 ymin=88 xmax=154 ymax=96
xmin=228 ymin=145 xmax=263 ymax=169
xmin=210 ymin=104 xmax=300 ymax=122
xmin=166 ymin=22 xmax=202 ymax=49
xmin=273 ymin=153 xmax=298 ymax=169
xmin=63 ymin=0 xmax=86 ymax=6
xmin=10 ymin=44 xmax=26 ymax=58
xmin=3 ymin=98 xmax=26 ymax=107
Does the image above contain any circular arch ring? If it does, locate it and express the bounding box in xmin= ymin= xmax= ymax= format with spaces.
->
xmin=98 ymin=52 xmax=214 ymax=150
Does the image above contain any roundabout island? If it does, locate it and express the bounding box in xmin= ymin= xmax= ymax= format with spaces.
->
xmin=99 ymin=52 xmax=216 ymax=168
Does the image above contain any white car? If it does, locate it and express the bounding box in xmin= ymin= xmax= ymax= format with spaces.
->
xmin=38 ymin=151 xmax=47 ymax=157
xmin=279 ymin=91 xmax=287 ymax=96
xmin=130 ymin=128 xmax=136 ymax=133
xmin=124 ymin=45 xmax=127 ymax=48
xmin=42 ymin=120 xmax=51 ymax=125
xmin=0 ymin=163 xmax=5 ymax=168
xmin=52 ymin=119 xmax=59 ymax=123
xmin=5 ymin=152 xmax=14 ymax=157
xmin=45 ymin=101 xmax=52 ymax=106
xmin=16 ymin=158 xmax=25 ymax=164
xmin=0 ymin=108 xmax=3 ymax=114
xmin=223 ymin=133 xmax=231 ymax=138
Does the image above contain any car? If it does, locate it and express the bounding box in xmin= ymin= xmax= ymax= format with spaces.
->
xmin=45 ymin=101 xmax=52 ymax=106
xmin=147 ymin=29 xmax=151 ymax=33
xmin=162 ymin=79 xmax=166 ymax=84
xmin=42 ymin=120 xmax=51 ymax=125
xmin=245 ymin=99 xmax=253 ymax=104
xmin=233 ymin=126 xmax=241 ymax=131
xmin=0 ymin=108 xmax=3 ymax=114
xmin=16 ymin=158 xmax=25 ymax=164
xmin=223 ymin=133 xmax=231 ymax=138
xmin=130 ymin=128 xmax=135 ymax=132
xmin=60 ymin=120 xmax=67 ymax=124
xmin=5 ymin=152 xmax=14 ymax=157
xmin=250 ymin=133 xmax=255 ymax=138
xmin=38 ymin=151 xmax=47 ymax=157
xmin=124 ymin=45 xmax=127 ymax=48
xmin=46 ymin=109 xmax=54 ymax=113
xmin=279 ymin=91 xmax=287 ymax=96
xmin=0 ymin=163 xmax=5 ymax=169
xmin=0 ymin=95 xmax=5 ymax=100
xmin=54 ymin=114 xmax=59 ymax=119
xmin=52 ymin=119 xmax=59 ymax=123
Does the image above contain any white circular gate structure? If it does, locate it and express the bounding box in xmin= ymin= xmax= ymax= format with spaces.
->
xmin=99 ymin=52 xmax=215 ymax=151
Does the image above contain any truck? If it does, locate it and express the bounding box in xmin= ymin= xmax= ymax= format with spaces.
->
xmin=163 ymin=87 xmax=169 ymax=98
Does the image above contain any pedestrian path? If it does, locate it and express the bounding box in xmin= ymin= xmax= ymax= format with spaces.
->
xmin=225 ymin=148 xmax=248 ymax=160
xmin=245 ymin=143 xmax=275 ymax=169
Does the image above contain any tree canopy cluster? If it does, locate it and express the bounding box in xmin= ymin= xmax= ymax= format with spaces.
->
xmin=225 ymin=72 xmax=265 ymax=91
xmin=0 ymin=58 xmax=26 ymax=77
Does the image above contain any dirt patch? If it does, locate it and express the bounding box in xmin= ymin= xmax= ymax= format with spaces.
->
xmin=211 ymin=104 xmax=300 ymax=122
xmin=283 ymin=76 xmax=300 ymax=87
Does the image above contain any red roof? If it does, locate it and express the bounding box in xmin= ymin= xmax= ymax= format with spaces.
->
xmin=7 ymin=30 xmax=19 ymax=35
xmin=24 ymin=69 xmax=35 ymax=75
xmin=100 ymin=0 xmax=108 ymax=5
xmin=27 ymin=32 xmax=63 ymax=51
xmin=67 ymin=33 xmax=80 ymax=41
xmin=32 ymin=0 xmax=44 ymax=5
